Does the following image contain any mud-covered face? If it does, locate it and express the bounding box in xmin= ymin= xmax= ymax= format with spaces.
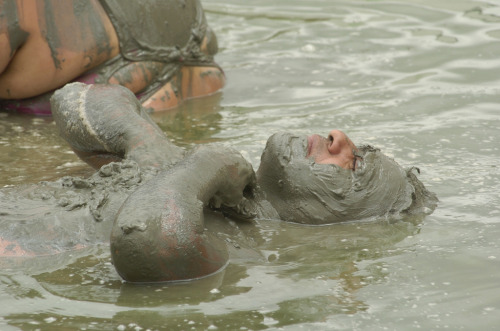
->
xmin=256 ymin=132 xmax=419 ymax=224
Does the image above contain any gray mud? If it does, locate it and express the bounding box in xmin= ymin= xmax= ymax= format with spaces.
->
xmin=256 ymin=133 xmax=438 ymax=224
xmin=0 ymin=160 xmax=156 ymax=256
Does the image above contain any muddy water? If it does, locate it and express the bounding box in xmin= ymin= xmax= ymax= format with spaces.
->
xmin=1 ymin=0 xmax=500 ymax=330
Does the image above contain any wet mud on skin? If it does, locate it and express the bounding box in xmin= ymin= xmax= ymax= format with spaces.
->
xmin=0 ymin=160 xmax=157 ymax=257
xmin=3 ymin=0 xmax=500 ymax=329
xmin=256 ymin=133 xmax=437 ymax=224
xmin=99 ymin=0 xmax=210 ymax=64
xmin=95 ymin=0 xmax=220 ymax=102
xmin=35 ymin=0 xmax=113 ymax=70
xmin=110 ymin=144 xmax=255 ymax=282
xmin=1 ymin=81 xmax=255 ymax=282
xmin=50 ymin=83 xmax=186 ymax=169
xmin=0 ymin=0 xmax=29 ymax=57
xmin=1 ymin=82 xmax=436 ymax=284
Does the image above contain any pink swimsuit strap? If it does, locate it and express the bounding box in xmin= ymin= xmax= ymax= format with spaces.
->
xmin=0 ymin=73 xmax=99 ymax=116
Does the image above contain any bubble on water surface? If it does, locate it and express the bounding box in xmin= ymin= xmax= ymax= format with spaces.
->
xmin=44 ymin=317 xmax=57 ymax=323
xmin=301 ymin=44 xmax=316 ymax=52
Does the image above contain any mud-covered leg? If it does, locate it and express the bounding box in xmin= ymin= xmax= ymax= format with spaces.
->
xmin=110 ymin=145 xmax=256 ymax=282
xmin=50 ymin=83 xmax=185 ymax=169
xmin=141 ymin=66 xmax=225 ymax=112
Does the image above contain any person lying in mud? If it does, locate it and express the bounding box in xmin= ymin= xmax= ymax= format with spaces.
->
xmin=0 ymin=0 xmax=223 ymax=115
xmin=0 ymin=83 xmax=437 ymax=283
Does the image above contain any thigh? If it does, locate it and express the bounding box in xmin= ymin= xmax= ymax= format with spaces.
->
xmin=105 ymin=59 xmax=225 ymax=112
xmin=141 ymin=66 xmax=226 ymax=112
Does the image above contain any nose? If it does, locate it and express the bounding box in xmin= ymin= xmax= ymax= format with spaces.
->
xmin=327 ymin=130 xmax=349 ymax=155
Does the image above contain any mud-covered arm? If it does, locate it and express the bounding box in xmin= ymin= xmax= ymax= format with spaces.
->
xmin=50 ymin=82 xmax=185 ymax=169
xmin=110 ymin=145 xmax=256 ymax=282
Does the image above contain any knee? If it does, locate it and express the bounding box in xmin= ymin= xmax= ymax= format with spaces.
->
xmin=110 ymin=188 xmax=229 ymax=283
xmin=110 ymin=223 xmax=229 ymax=282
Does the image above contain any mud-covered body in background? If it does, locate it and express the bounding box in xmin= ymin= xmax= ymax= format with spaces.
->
xmin=0 ymin=83 xmax=437 ymax=283
xmin=0 ymin=0 xmax=224 ymax=114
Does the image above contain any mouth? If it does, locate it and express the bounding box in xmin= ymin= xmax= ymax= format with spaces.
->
xmin=265 ymin=133 xmax=309 ymax=160
xmin=306 ymin=134 xmax=325 ymax=158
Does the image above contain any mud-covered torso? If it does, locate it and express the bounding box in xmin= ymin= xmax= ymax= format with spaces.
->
xmin=95 ymin=0 xmax=217 ymax=101
xmin=98 ymin=0 xmax=213 ymax=65
xmin=0 ymin=161 xmax=157 ymax=256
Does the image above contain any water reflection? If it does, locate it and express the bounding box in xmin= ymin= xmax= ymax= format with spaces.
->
xmin=5 ymin=212 xmax=424 ymax=330
xmin=0 ymin=113 xmax=91 ymax=186
xmin=151 ymin=93 xmax=224 ymax=147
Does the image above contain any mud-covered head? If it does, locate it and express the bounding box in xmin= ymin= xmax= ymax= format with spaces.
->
xmin=256 ymin=132 xmax=437 ymax=224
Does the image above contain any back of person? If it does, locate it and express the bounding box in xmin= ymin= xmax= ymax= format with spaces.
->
xmin=0 ymin=0 xmax=225 ymax=114
xmin=0 ymin=0 xmax=119 ymax=100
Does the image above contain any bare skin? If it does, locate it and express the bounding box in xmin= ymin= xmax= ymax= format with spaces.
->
xmin=0 ymin=0 xmax=225 ymax=112
xmin=123 ymin=65 xmax=225 ymax=111
xmin=307 ymin=130 xmax=360 ymax=170
xmin=0 ymin=0 xmax=120 ymax=98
